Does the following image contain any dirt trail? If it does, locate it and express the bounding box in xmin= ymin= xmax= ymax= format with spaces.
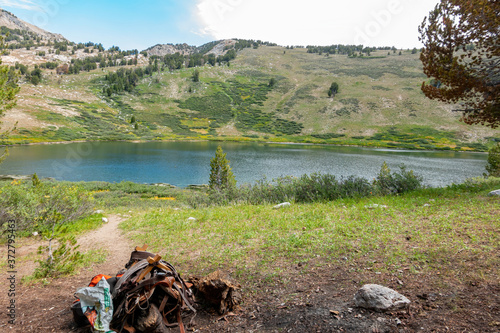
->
xmin=0 ymin=214 xmax=135 ymax=333
xmin=77 ymin=214 xmax=133 ymax=273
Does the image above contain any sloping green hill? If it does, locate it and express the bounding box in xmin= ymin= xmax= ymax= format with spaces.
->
xmin=3 ymin=45 xmax=498 ymax=151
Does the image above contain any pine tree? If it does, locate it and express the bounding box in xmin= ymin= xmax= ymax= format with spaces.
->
xmin=328 ymin=82 xmax=339 ymax=98
xmin=192 ymin=69 xmax=200 ymax=82
xmin=209 ymin=146 xmax=236 ymax=192
xmin=0 ymin=35 xmax=20 ymax=164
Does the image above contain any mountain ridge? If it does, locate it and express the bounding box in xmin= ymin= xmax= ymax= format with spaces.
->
xmin=0 ymin=12 xmax=498 ymax=151
xmin=0 ymin=8 xmax=67 ymax=42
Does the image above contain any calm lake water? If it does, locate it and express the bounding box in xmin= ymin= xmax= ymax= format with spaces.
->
xmin=0 ymin=141 xmax=487 ymax=187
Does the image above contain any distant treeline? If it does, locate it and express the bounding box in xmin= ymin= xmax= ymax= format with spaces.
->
xmin=101 ymin=40 xmax=277 ymax=96
xmin=102 ymin=67 xmax=147 ymax=96
xmin=148 ymin=39 xmax=277 ymax=70
xmin=306 ymin=44 xmax=397 ymax=56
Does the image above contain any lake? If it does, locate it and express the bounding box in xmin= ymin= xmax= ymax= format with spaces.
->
xmin=0 ymin=141 xmax=487 ymax=187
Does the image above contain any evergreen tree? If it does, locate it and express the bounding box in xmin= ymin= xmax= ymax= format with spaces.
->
xmin=0 ymin=36 xmax=20 ymax=163
xmin=328 ymin=82 xmax=339 ymax=98
xmin=419 ymin=0 xmax=499 ymax=128
xmin=209 ymin=146 xmax=236 ymax=192
xmin=192 ymin=69 xmax=200 ymax=82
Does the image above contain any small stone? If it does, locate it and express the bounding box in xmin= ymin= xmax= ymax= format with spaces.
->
xmin=354 ymin=284 xmax=410 ymax=312
xmin=423 ymin=204 xmax=430 ymax=207
xmin=488 ymin=189 xmax=500 ymax=197
xmin=395 ymin=318 xmax=402 ymax=325
xmin=187 ymin=217 xmax=196 ymax=221
xmin=102 ymin=217 xmax=108 ymax=223
xmin=95 ymin=210 xmax=104 ymax=214
xmin=32 ymin=232 xmax=38 ymax=236
xmin=273 ymin=202 xmax=291 ymax=209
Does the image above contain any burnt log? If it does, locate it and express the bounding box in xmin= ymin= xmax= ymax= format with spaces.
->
xmin=190 ymin=270 xmax=241 ymax=314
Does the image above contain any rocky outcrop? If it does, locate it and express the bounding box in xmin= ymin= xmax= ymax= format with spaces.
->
xmin=205 ymin=39 xmax=236 ymax=57
xmin=145 ymin=43 xmax=196 ymax=57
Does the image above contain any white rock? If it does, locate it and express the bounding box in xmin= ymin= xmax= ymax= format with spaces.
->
xmin=32 ymin=232 xmax=38 ymax=236
xmin=488 ymin=189 xmax=500 ymax=197
xmin=102 ymin=217 xmax=108 ymax=223
xmin=187 ymin=217 xmax=196 ymax=222
xmin=95 ymin=210 xmax=104 ymax=214
xmin=354 ymin=284 xmax=410 ymax=312
xmin=365 ymin=204 xmax=388 ymax=209
xmin=273 ymin=202 xmax=291 ymax=209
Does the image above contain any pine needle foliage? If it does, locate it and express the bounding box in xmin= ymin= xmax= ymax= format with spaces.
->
xmin=209 ymin=146 xmax=236 ymax=193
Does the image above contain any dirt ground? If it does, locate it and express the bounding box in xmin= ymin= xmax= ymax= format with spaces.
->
xmin=1 ymin=215 xmax=499 ymax=333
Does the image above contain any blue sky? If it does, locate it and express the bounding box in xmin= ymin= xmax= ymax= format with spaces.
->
xmin=0 ymin=0 xmax=440 ymax=51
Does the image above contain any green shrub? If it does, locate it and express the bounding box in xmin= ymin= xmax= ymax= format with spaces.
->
xmin=374 ymin=162 xmax=423 ymax=195
xmin=452 ymin=176 xmax=500 ymax=193
xmin=33 ymin=235 xmax=84 ymax=278
xmin=293 ymin=174 xmax=372 ymax=203
xmin=236 ymin=176 xmax=296 ymax=205
xmin=0 ymin=177 xmax=94 ymax=234
xmin=486 ymin=143 xmax=500 ymax=177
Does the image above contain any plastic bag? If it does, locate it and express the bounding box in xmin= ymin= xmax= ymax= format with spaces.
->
xmin=75 ymin=277 xmax=114 ymax=333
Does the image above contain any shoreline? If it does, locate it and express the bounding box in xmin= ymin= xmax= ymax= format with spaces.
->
xmin=0 ymin=138 xmax=489 ymax=154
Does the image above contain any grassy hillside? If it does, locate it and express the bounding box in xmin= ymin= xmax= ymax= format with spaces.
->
xmin=2 ymin=46 xmax=498 ymax=151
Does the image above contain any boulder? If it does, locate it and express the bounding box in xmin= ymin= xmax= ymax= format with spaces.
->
xmin=488 ymin=189 xmax=500 ymax=197
xmin=273 ymin=202 xmax=291 ymax=209
xmin=354 ymin=284 xmax=410 ymax=312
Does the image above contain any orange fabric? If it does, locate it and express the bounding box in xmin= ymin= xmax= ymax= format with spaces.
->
xmin=89 ymin=274 xmax=112 ymax=287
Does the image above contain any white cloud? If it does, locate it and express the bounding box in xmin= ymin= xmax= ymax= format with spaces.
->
xmin=195 ymin=0 xmax=440 ymax=48
xmin=0 ymin=0 xmax=43 ymax=12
